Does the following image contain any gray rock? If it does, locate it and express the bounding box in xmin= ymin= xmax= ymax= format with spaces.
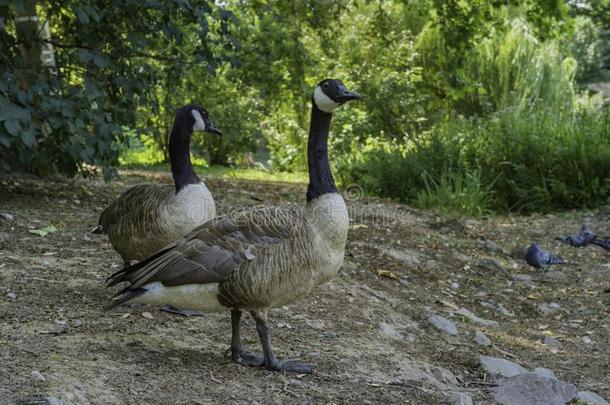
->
xmin=492 ymin=373 xmax=577 ymax=405
xmin=396 ymin=359 xmax=458 ymax=389
xmin=379 ymin=322 xmax=402 ymax=339
xmin=448 ymin=392 xmax=473 ymax=405
xmin=1 ymin=212 xmax=14 ymax=221
xmin=480 ymin=301 xmax=514 ymax=316
xmin=31 ymin=370 xmax=45 ymax=382
xmin=512 ymin=274 xmax=533 ymax=282
xmin=322 ymin=330 xmax=337 ymax=339
xmin=480 ymin=356 xmax=527 ymax=378
xmin=576 ymin=391 xmax=610 ymax=405
xmin=429 ymin=315 xmax=458 ymax=336
xmin=475 ymin=258 xmax=508 ymax=274
xmin=532 ymin=367 xmax=556 ymax=379
xmin=474 ymin=330 xmax=491 ymax=346
xmin=477 ymin=239 xmax=504 ymax=254
xmin=537 ymin=303 xmax=561 ymax=316
xmin=456 ymin=307 xmax=499 ymax=327
xmin=542 ymin=336 xmax=561 ymax=347
xmin=381 ymin=247 xmax=421 ymax=266
xmin=450 ymin=282 xmax=460 ymax=290
xmin=6 ymin=292 xmax=16 ymax=300
xmin=46 ymin=397 xmax=62 ymax=405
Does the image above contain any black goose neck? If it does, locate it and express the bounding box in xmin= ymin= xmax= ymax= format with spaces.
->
xmin=169 ymin=118 xmax=200 ymax=193
xmin=306 ymin=100 xmax=337 ymax=202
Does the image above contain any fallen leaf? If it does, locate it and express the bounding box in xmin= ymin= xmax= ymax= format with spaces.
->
xmin=28 ymin=225 xmax=58 ymax=237
xmin=376 ymin=270 xmax=398 ymax=280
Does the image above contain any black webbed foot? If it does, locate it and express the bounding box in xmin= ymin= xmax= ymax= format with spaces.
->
xmin=231 ymin=350 xmax=264 ymax=367
xmin=267 ymin=359 xmax=315 ymax=374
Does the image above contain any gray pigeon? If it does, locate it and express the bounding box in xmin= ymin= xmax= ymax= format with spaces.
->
xmin=556 ymin=224 xmax=596 ymax=247
xmin=590 ymin=237 xmax=610 ymax=252
xmin=525 ymin=243 xmax=567 ymax=269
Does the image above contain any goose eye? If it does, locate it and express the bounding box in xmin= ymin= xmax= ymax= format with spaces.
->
xmin=322 ymin=82 xmax=329 ymax=89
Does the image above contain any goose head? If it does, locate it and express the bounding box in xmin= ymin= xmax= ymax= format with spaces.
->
xmin=177 ymin=104 xmax=222 ymax=136
xmin=312 ymin=79 xmax=362 ymax=114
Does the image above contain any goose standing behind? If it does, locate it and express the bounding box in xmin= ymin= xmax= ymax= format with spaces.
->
xmin=93 ymin=105 xmax=221 ymax=265
xmin=107 ymin=79 xmax=362 ymax=373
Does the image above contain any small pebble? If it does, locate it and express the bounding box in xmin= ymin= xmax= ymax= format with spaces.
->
xmin=322 ymin=330 xmax=337 ymax=339
xmin=450 ymin=282 xmax=459 ymax=290
xmin=474 ymin=330 xmax=491 ymax=346
xmin=31 ymin=370 xmax=45 ymax=382
xmin=6 ymin=292 xmax=17 ymax=300
xmin=142 ymin=312 xmax=154 ymax=319
xmin=543 ymin=336 xmax=561 ymax=347
xmin=582 ymin=336 xmax=592 ymax=344
xmin=1 ymin=212 xmax=14 ymax=221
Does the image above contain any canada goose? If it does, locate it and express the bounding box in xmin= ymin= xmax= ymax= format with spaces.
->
xmin=93 ymin=105 xmax=221 ymax=265
xmin=107 ymin=79 xmax=362 ymax=373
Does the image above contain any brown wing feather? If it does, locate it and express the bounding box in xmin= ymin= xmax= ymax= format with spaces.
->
xmin=98 ymin=184 xmax=174 ymax=234
xmin=107 ymin=205 xmax=309 ymax=296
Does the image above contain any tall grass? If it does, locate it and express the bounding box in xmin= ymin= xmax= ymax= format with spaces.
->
xmin=340 ymin=18 xmax=610 ymax=214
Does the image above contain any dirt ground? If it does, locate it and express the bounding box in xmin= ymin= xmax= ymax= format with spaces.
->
xmin=0 ymin=170 xmax=608 ymax=404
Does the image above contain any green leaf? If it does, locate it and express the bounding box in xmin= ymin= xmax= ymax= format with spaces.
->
xmin=4 ymin=119 xmax=20 ymax=136
xmin=78 ymin=49 xmax=92 ymax=63
xmin=20 ymin=126 xmax=37 ymax=146
xmin=93 ymin=52 xmax=110 ymax=68
xmin=0 ymin=133 xmax=10 ymax=147
xmin=76 ymin=8 xmax=90 ymax=24
xmin=28 ymin=225 xmax=58 ymax=237
xmin=16 ymin=91 xmax=27 ymax=105
xmin=0 ymin=100 xmax=29 ymax=121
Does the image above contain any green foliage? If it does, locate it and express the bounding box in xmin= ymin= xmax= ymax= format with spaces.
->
xmin=1 ymin=0 xmax=609 ymax=216
xmin=414 ymin=170 xmax=495 ymax=217
xmin=0 ymin=0 xmax=233 ymax=177
xmin=570 ymin=16 xmax=607 ymax=82
xmin=343 ymin=15 xmax=610 ymax=213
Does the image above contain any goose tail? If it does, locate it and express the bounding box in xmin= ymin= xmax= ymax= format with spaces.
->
xmin=106 ymin=288 xmax=147 ymax=310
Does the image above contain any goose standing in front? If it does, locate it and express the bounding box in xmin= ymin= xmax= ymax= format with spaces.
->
xmin=93 ymin=105 xmax=221 ymax=265
xmin=107 ymin=79 xmax=362 ymax=373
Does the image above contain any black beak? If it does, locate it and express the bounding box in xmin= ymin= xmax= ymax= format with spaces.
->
xmin=206 ymin=122 xmax=222 ymax=135
xmin=335 ymin=85 xmax=363 ymax=102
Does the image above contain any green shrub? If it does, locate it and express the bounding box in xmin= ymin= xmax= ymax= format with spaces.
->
xmin=414 ymin=169 xmax=496 ymax=217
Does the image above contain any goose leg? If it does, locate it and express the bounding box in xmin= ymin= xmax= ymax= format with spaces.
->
xmin=252 ymin=310 xmax=315 ymax=374
xmin=230 ymin=309 xmax=264 ymax=367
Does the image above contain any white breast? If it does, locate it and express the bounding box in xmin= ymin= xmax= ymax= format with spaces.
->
xmin=307 ymin=193 xmax=349 ymax=248
xmin=160 ymin=183 xmax=216 ymax=236
xmin=134 ymin=281 xmax=226 ymax=312
xmin=307 ymin=193 xmax=349 ymax=284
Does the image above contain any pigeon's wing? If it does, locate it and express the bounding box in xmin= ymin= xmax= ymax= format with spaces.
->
xmin=538 ymin=250 xmax=552 ymax=266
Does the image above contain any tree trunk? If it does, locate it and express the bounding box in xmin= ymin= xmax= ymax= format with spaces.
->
xmin=15 ymin=0 xmax=41 ymax=86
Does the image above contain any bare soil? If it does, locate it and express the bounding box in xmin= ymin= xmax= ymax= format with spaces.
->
xmin=0 ymin=171 xmax=608 ymax=404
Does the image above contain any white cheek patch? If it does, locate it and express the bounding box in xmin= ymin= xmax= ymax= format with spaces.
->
xmin=313 ymin=86 xmax=340 ymax=113
xmin=191 ymin=109 xmax=206 ymax=132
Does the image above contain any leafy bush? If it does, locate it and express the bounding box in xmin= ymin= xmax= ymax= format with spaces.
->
xmin=570 ymin=16 xmax=607 ymax=82
xmin=341 ymin=16 xmax=610 ymax=214
xmin=0 ymin=0 xmax=233 ymax=177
